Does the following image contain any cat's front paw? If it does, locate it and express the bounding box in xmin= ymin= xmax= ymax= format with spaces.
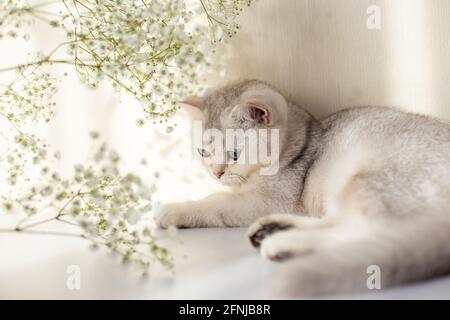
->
xmin=155 ymin=202 xmax=195 ymax=229
xmin=247 ymin=214 xmax=298 ymax=248
xmin=260 ymin=231 xmax=314 ymax=262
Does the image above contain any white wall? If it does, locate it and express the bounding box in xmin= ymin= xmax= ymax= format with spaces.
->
xmin=214 ymin=0 xmax=450 ymax=121
xmin=1 ymin=1 xmax=449 ymax=204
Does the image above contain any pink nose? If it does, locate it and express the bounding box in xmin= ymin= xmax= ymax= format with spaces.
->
xmin=214 ymin=171 xmax=224 ymax=179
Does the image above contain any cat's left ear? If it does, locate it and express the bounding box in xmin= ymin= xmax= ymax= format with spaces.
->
xmin=231 ymin=101 xmax=272 ymax=126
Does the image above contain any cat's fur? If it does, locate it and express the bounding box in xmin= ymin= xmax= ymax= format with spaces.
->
xmin=156 ymin=79 xmax=450 ymax=297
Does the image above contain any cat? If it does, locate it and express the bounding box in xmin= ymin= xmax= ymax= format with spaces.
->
xmin=155 ymin=79 xmax=450 ymax=297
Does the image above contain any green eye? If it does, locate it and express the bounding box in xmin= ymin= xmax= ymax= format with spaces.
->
xmin=197 ymin=148 xmax=211 ymax=158
xmin=227 ymin=149 xmax=240 ymax=161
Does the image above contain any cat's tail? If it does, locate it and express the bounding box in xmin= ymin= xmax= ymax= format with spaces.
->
xmin=273 ymin=214 xmax=450 ymax=297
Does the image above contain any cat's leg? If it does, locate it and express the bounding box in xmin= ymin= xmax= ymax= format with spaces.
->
xmin=258 ymin=228 xmax=325 ymax=261
xmin=256 ymin=213 xmax=368 ymax=262
xmin=247 ymin=214 xmax=335 ymax=248
xmin=155 ymin=192 xmax=275 ymax=228
xmin=254 ymin=170 xmax=407 ymax=261
xmin=249 ymin=172 xmax=383 ymax=259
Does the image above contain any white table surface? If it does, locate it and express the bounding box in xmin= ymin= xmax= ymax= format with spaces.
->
xmin=1 ymin=227 xmax=450 ymax=299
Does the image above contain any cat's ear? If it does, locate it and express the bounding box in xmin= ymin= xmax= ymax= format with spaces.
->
xmin=180 ymin=95 xmax=204 ymax=110
xmin=231 ymin=101 xmax=271 ymax=126
xmin=179 ymin=95 xmax=204 ymax=119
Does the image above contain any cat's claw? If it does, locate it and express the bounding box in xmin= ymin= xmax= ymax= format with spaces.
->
xmin=247 ymin=214 xmax=297 ymax=248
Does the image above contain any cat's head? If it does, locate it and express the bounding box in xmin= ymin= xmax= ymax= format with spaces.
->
xmin=183 ymin=80 xmax=289 ymax=187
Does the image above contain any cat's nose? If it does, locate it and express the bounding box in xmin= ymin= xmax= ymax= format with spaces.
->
xmin=214 ymin=171 xmax=224 ymax=179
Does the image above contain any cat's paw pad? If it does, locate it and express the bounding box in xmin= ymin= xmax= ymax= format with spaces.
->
xmin=155 ymin=202 xmax=190 ymax=229
xmin=260 ymin=235 xmax=314 ymax=262
xmin=247 ymin=215 xmax=296 ymax=248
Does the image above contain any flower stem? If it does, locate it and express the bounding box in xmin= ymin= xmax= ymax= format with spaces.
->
xmin=17 ymin=216 xmax=58 ymax=231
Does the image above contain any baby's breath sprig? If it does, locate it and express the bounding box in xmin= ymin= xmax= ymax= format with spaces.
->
xmin=199 ymin=0 xmax=253 ymax=41
xmin=0 ymin=0 xmax=254 ymax=125
xmin=0 ymin=0 xmax=255 ymax=272
xmin=1 ymin=132 xmax=173 ymax=272
xmin=0 ymin=68 xmax=57 ymax=129
xmin=0 ymin=0 xmax=35 ymax=40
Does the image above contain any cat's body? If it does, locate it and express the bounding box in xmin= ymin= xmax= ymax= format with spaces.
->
xmin=156 ymin=80 xmax=450 ymax=296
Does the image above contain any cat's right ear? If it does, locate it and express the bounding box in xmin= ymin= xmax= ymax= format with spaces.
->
xmin=182 ymin=96 xmax=204 ymax=110
xmin=179 ymin=95 xmax=204 ymax=119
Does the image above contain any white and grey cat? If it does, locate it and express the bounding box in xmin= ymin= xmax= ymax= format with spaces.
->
xmin=156 ymin=79 xmax=450 ymax=296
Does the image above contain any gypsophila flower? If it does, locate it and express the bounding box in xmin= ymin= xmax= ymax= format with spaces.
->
xmin=0 ymin=0 xmax=255 ymax=273
xmin=0 ymin=0 xmax=35 ymax=40
xmin=0 ymin=68 xmax=57 ymax=127
xmin=1 ymin=0 xmax=254 ymax=125
xmin=1 ymin=132 xmax=173 ymax=271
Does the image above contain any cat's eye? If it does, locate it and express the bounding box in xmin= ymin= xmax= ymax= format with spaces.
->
xmin=227 ymin=149 xmax=240 ymax=161
xmin=197 ymin=148 xmax=211 ymax=158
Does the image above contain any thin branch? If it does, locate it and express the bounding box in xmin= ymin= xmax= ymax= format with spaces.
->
xmin=0 ymin=112 xmax=23 ymax=135
xmin=56 ymin=217 xmax=79 ymax=227
xmin=17 ymin=216 xmax=58 ymax=230
xmin=199 ymin=0 xmax=227 ymax=26
xmin=0 ymin=59 xmax=99 ymax=73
